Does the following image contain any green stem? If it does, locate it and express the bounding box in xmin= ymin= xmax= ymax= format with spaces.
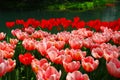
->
xmin=8 ymin=72 xmax=11 ymax=80
xmin=26 ymin=66 xmax=29 ymax=80
xmin=16 ymin=69 xmax=19 ymax=80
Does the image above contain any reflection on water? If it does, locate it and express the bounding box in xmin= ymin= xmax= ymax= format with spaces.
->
xmin=0 ymin=2 xmax=120 ymax=33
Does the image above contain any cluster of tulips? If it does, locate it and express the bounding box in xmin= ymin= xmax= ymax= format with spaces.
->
xmin=0 ymin=17 xmax=120 ymax=80
xmin=5 ymin=17 xmax=120 ymax=31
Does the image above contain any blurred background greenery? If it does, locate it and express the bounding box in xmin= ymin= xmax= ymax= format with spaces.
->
xmin=0 ymin=0 xmax=117 ymax=11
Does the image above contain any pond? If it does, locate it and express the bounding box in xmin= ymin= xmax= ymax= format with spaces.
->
xmin=0 ymin=1 xmax=120 ymax=33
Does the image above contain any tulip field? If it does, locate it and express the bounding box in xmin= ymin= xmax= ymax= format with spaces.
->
xmin=0 ymin=17 xmax=120 ymax=80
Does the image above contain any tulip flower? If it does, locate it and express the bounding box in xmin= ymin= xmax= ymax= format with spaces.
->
xmin=100 ymin=43 xmax=119 ymax=62
xmin=6 ymin=59 xmax=16 ymax=72
xmin=0 ymin=32 xmax=6 ymax=40
xmin=19 ymin=52 xmax=34 ymax=65
xmin=66 ymin=71 xmax=90 ymax=80
xmin=69 ymin=37 xmax=83 ymax=49
xmin=36 ymin=66 xmax=61 ymax=80
xmin=9 ymin=38 xmax=19 ymax=46
xmin=92 ymin=32 xmax=107 ymax=44
xmin=31 ymin=58 xmax=50 ymax=73
xmin=0 ymin=60 xmax=8 ymax=77
xmin=106 ymin=58 xmax=120 ymax=78
xmin=65 ymin=49 xmax=86 ymax=61
xmin=6 ymin=21 xmax=15 ymax=28
xmin=91 ymin=47 xmax=104 ymax=58
xmin=15 ymin=19 xmax=24 ymax=25
xmin=112 ymin=31 xmax=120 ymax=44
xmin=22 ymin=38 xmax=36 ymax=51
xmin=0 ymin=56 xmax=16 ymax=77
xmin=23 ymin=26 xmax=35 ymax=34
xmin=82 ymin=56 xmax=99 ymax=72
xmin=11 ymin=29 xmax=29 ymax=40
xmin=63 ymin=61 xmax=80 ymax=72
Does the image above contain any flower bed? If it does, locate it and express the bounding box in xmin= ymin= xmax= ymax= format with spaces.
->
xmin=0 ymin=17 xmax=120 ymax=80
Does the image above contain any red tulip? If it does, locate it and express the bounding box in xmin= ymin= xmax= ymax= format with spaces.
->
xmin=73 ymin=16 xmax=80 ymax=23
xmin=16 ymin=19 xmax=24 ymax=25
xmin=60 ymin=18 xmax=72 ymax=29
xmin=106 ymin=58 xmax=120 ymax=78
xmin=66 ymin=71 xmax=90 ymax=80
xmin=63 ymin=61 xmax=80 ymax=72
xmin=31 ymin=20 xmax=41 ymax=28
xmin=6 ymin=21 xmax=15 ymax=28
xmin=72 ymin=16 xmax=80 ymax=28
xmin=23 ymin=18 xmax=35 ymax=28
xmin=82 ymin=56 xmax=99 ymax=72
xmin=40 ymin=19 xmax=49 ymax=29
xmin=19 ymin=52 xmax=34 ymax=65
xmin=75 ymin=21 xmax=85 ymax=29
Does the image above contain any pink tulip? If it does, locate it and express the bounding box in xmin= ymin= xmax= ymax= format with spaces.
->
xmin=66 ymin=71 xmax=90 ymax=80
xmin=106 ymin=58 xmax=120 ymax=78
xmin=36 ymin=66 xmax=61 ymax=80
xmin=57 ymin=31 xmax=70 ymax=43
xmin=31 ymin=58 xmax=50 ymax=73
xmin=11 ymin=29 xmax=29 ymax=40
xmin=65 ymin=49 xmax=86 ymax=61
xmin=92 ymin=32 xmax=107 ymax=44
xmin=6 ymin=59 xmax=16 ymax=72
xmin=2 ymin=50 xmax=14 ymax=59
xmin=0 ymin=60 xmax=8 ymax=77
xmin=0 ymin=32 xmax=6 ymax=40
xmin=9 ymin=38 xmax=19 ymax=46
xmin=22 ymin=38 xmax=36 ymax=51
xmin=71 ymin=28 xmax=93 ymax=38
xmin=44 ymin=66 xmax=61 ymax=80
xmin=82 ymin=56 xmax=99 ymax=72
xmin=112 ymin=31 xmax=120 ymax=44
xmin=47 ymin=46 xmax=59 ymax=62
xmin=31 ymin=30 xmax=50 ymax=39
xmin=0 ymin=52 xmax=3 ymax=63
xmin=63 ymin=61 xmax=80 ymax=72
xmin=69 ymin=37 xmax=83 ymax=49
xmin=54 ymin=41 xmax=65 ymax=50
xmin=23 ymin=26 xmax=35 ymax=34
xmin=91 ymin=47 xmax=103 ymax=58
